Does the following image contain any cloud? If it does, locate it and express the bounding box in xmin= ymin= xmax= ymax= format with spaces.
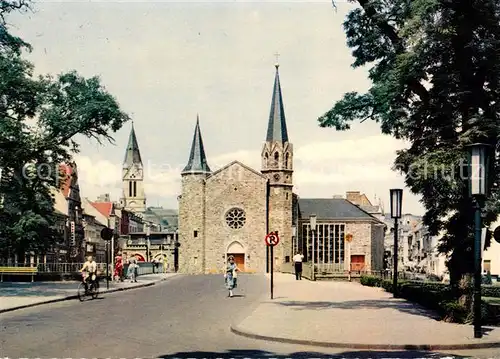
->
xmin=295 ymin=135 xmax=408 ymax=165
xmin=73 ymin=134 xmax=422 ymax=214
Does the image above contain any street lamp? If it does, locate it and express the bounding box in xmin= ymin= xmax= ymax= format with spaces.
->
xmin=467 ymin=143 xmax=491 ymax=339
xmin=390 ymin=189 xmax=403 ymax=297
xmin=310 ymin=214 xmax=317 ymax=281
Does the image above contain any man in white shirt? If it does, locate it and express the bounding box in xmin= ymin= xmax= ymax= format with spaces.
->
xmin=293 ymin=251 xmax=304 ymax=280
xmin=80 ymin=255 xmax=98 ymax=291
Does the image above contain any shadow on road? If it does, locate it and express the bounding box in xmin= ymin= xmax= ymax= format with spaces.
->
xmin=272 ymin=299 xmax=441 ymax=320
xmin=159 ymin=349 xmax=467 ymax=358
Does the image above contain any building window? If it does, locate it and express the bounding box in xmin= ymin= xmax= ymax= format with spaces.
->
xmin=303 ymin=223 xmax=345 ymax=268
xmin=194 ymin=230 xmax=198 ymax=238
xmin=484 ymin=260 xmax=491 ymax=272
xmin=274 ymin=152 xmax=279 ymax=167
xmin=264 ymin=152 xmax=269 ymax=167
xmin=285 ymin=153 xmax=289 ymax=168
xmin=133 ymin=181 xmax=137 ymax=197
xmin=225 ymin=207 xmax=246 ymax=229
xmin=129 ymin=181 xmax=132 ymax=197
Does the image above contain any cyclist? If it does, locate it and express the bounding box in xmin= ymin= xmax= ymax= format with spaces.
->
xmin=80 ymin=255 xmax=98 ymax=293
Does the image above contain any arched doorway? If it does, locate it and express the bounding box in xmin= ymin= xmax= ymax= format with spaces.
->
xmin=134 ymin=253 xmax=145 ymax=262
xmin=226 ymin=241 xmax=245 ymax=271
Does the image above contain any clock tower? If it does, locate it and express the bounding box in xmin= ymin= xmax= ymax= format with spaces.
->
xmin=261 ymin=63 xmax=293 ymax=270
xmin=121 ymin=123 xmax=146 ymax=213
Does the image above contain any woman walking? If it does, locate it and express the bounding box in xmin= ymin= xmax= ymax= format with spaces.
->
xmin=224 ymin=256 xmax=239 ymax=297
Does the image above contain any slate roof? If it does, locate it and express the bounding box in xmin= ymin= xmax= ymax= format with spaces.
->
xmin=266 ymin=64 xmax=289 ymax=143
xmin=143 ymin=207 xmax=178 ymax=230
xmin=123 ymin=124 xmax=143 ymax=167
xmin=182 ymin=116 xmax=211 ymax=174
xmin=298 ymin=198 xmax=382 ymax=222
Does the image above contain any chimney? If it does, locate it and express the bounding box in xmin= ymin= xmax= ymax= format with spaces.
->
xmin=346 ymin=191 xmax=361 ymax=205
xmin=332 ymin=194 xmax=343 ymax=199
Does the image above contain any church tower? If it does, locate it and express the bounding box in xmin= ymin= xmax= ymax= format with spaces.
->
xmin=261 ymin=63 xmax=294 ymax=271
xmin=178 ymin=116 xmax=211 ymax=274
xmin=121 ymin=124 xmax=146 ymax=213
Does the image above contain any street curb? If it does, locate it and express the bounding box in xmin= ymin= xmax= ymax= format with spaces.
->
xmin=0 ymin=275 xmax=179 ymax=315
xmin=230 ymin=324 xmax=500 ymax=350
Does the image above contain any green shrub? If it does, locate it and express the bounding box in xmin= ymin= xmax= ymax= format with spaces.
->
xmin=441 ymin=301 xmax=468 ymax=323
xmin=483 ymin=285 xmax=500 ymax=298
xmin=360 ymin=275 xmax=382 ymax=287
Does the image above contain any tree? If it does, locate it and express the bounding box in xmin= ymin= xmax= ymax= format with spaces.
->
xmin=0 ymin=0 xmax=130 ymax=260
xmin=320 ymin=0 xmax=500 ymax=302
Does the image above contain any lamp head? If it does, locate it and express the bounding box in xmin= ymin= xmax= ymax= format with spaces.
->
xmin=466 ymin=143 xmax=492 ymax=197
xmin=390 ymin=189 xmax=403 ymax=219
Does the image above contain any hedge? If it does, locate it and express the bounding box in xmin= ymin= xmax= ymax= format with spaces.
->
xmin=360 ymin=275 xmax=499 ymax=324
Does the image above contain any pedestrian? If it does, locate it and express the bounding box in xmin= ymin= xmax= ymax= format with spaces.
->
xmin=293 ymin=251 xmax=304 ymax=280
xmin=224 ymin=256 xmax=239 ymax=297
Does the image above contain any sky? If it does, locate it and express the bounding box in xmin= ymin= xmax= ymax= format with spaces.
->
xmin=8 ymin=0 xmax=424 ymax=215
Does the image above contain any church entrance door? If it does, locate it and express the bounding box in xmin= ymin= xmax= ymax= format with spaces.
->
xmin=228 ymin=253 xmax=245 ymax=271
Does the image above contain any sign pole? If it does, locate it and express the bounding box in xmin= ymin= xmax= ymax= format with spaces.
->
xmin=265 ymin=231 xmax=279 ymax=300
xmin=105 ymin=241 xmax=109 ymax=289
xmin=270 ymin=244 xmax=274 ymax=299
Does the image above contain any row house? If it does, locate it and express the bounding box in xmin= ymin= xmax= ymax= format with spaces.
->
xmin=81 ymin=197 xmax=108 ymax=262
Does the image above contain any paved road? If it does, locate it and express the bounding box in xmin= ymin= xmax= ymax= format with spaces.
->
xmin=0 ymin=274 xmax=498 ymax=358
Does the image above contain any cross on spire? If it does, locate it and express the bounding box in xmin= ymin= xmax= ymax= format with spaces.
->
xmin=274 ymin=52 xmax=280 ymax=67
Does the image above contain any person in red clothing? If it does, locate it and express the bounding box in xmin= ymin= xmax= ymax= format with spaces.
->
xmin=114 ymin=253 xmax=123 ymax=281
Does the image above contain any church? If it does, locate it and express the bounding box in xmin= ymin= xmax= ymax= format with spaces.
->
xmin=177 ymin=64 xmax=386 ymax=275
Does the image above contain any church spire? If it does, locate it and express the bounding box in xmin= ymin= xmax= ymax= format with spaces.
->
xmin=123 ymin=122 xmax=142 ymax=167
xmin=266 ymin=63 xmax=289 ymax=143
xmin=182 ymin=115 xmax=211 ymax=175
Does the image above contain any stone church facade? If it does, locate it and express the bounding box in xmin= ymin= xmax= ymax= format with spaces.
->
xmin=178 ymin=64 xmax=293 ymax=274
xmin=177 ymin=64 xmax=386 ymax=275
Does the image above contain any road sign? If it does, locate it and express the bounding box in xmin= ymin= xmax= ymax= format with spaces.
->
xmin=346 ymin=233 xmax=353 ymax=243
xmin=265 ymin=232 xmax=280 ymax=246
xmin=494 ymin=226 xmax=500 ymax=244
xmin=100 ymin=227 xmax=113 ymax=241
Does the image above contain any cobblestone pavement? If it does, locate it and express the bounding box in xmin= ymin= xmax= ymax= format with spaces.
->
xmin=232 ymin=273 xmax=500 ymax=350
xmin=0 ymin=274 xmax=499 ymax=358
xmin=0 ymin=273 xmax=175 ymax=312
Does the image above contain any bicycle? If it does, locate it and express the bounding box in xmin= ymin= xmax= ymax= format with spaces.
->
xmin=78 ymin=273 xmax=100 ymax=301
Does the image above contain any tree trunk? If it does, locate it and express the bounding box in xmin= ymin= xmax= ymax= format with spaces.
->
xmin=458 ymin=273 xmax=474 ymax=323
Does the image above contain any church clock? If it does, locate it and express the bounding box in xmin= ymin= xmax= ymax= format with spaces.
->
xmin=273 ymin=173 xmax=280 ymax=181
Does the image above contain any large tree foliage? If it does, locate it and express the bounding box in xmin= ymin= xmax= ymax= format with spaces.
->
xmin=0 ymin=1 xmax=130 ymax=259
xmin=320 ymin=0 xmax=500 ymax=287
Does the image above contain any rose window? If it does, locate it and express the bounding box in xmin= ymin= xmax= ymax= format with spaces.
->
xmin=225 ymin=208 xmax=246 ymax=229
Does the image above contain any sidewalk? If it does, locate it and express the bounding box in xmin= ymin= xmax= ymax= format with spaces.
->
xmin=0 ymin=273 xmax=179 ymax=313
xmin=231 ymin=273 xmax=500 ymax=350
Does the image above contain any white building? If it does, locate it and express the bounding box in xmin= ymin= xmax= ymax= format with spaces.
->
xmin=484 ymin=218 xmax=500 ymax=278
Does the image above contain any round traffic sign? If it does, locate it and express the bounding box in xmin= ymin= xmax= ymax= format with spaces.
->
xmin=494 ymin=226 xmax=500 ymax=244
xmin=265 ymin=232 xmax=280 ymax=246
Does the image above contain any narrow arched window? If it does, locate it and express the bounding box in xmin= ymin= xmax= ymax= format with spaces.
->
xmin=285 ymin=153 xmax=289 ymax=169
xmin=264 ymin=152 xmax=269 ymax=168
xmin=274 ymin=152 xmax=279 ymax=167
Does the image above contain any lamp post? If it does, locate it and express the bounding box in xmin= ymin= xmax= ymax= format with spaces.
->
xmin=146 ymin=223 xmax=151 ymax=262
xmin=390 ymin=189 xmax=403 ymax=297
xmin=310 ymin=214 xmax=317 ymax=281
xmin=467 ymin=143 xmax=491 ymax=339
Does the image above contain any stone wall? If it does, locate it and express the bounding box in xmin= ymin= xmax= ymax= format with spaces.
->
xmin=178 ymin=174 xmax=207 ymax=274
xmin=204 ymin=162 xmax=268 ymax=273
xmin=345 ymin=222 xmax=372 ymax=271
